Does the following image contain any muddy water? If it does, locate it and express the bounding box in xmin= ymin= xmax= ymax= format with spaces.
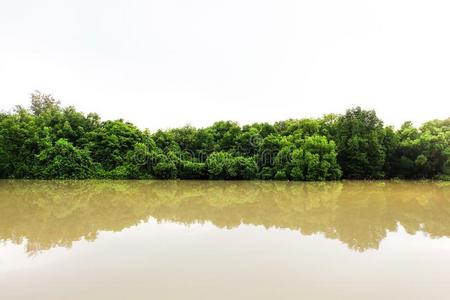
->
xmin=1 ymin=180 xmax=449 ymax=299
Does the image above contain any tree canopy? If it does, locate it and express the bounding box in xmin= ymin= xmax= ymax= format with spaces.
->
xmin=0 ymin=92 xmax=448 ymax=180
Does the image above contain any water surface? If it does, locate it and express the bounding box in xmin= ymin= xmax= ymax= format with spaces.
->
xmin=1 ymin=180 xmax=450 ymax=299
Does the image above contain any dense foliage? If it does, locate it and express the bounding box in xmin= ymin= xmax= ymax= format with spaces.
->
xmin=0 ymin=92 xmax=449 ymax=180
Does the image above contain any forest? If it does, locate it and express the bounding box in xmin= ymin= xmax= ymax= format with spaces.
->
xmin=0 ymin=92 xmax=449 ymax=180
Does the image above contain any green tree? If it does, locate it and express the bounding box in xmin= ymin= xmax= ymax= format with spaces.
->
xmin=86 ymin=120 xmax=143 ymax=171
xmin=389 ymin=119 xmax=450 ymax=179
xmin=335 ymin=107 xmax=386 ymax=179
xmin=37 ymin=139 xmax=94 ymax=179
xmin=0 ymin=93 xmax=448 ymax=181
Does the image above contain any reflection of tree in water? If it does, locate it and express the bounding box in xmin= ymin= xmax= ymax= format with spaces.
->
xmin=0 ymin=180 xmax=449 ymax=254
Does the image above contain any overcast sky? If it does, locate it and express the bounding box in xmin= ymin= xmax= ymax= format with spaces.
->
xmin=1 ymin=0 xmax=449 ymax=130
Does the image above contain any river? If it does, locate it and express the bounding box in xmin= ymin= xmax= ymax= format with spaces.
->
xmin=1 ymin=180 xmax=449 ymax=299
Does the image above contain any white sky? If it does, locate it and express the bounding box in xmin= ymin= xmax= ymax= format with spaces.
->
xmin=0 ymin=0 xmax=449 ymax=131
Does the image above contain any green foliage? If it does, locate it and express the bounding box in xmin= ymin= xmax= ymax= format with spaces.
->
xmin=274 ymin=170 xmax=287 ymax=180
xmin=86 ymin=120 xmax=143 ymax=171
xmin=178 ymin=161 xmax=207 ymax=179
xmin=36 ymin=138 xmax=94 ymax=179
xmin=389 ymin=119 xmax=450 ymax=179
xmin=206 ymin=152 xmax=236 ymax=179
xmin=234 ymin=156 xmax=258 ymax=179
xmin=30 ymin=91 xmax=61 ymax=116
xmin=272 ymin=135 xmax=341 ymax=181
xmin=153 ymin=160 xmax=177 ymax=179
xmin=0 ymin=93 xmax=448 ymax=180
xmin=335 ymin=107 xmax=386 ymax=179
xmin=205 ymin=152 xmax=257 ymax=180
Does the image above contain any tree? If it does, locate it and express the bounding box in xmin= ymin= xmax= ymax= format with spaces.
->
xmin=389 ymin=119 xmax=450 ymax=179
xmin=37 ymin=139 xmax=94 ymax=179
xmin=274 ymin=135 xmax=341 ymax=181
xmin=86 ymin=120 xmax=143 ymax=171
xmin=303 ymin=135 xmax=342 ymax=180
xmin=0 ymin=94 xmax=448 ymax=181
xmin=123 ymin=142 xmax=153 ymax=179
xmin=178 ymin=161 xmax=207 ymax=179
xmin=234 ymin=156 xmax=258 ymax=179
xmin=206 ymin=152 xmax=234 ymax=179
xmin=153 ymin=159 xmax=177 ymax=179
xmin=30 ymin=91 xmax=61 ymax=116
xmin=335 ymin=107 xmax=386 ymax=179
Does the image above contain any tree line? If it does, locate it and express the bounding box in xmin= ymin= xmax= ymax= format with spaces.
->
xmin=0 ymin=92 xmax=448 ymax=180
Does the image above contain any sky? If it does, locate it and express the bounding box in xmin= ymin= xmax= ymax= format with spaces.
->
xmin=0 ymin=0 xmax=449 ymax=131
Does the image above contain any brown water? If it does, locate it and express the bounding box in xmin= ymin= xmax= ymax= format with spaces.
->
xmin=1 ymin=180 xmax=450 ymax=299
